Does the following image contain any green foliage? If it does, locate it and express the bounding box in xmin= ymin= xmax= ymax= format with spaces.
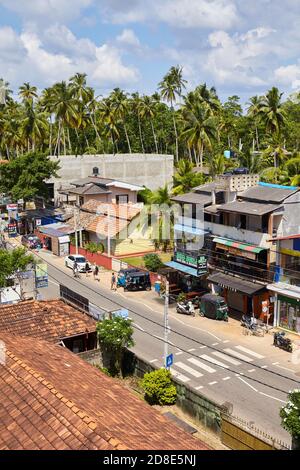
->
xmin=0 ymin=152 xmax=59 ymax=203
xmin=177 ymin=292 xmax=186 ymax=302
xmin=84 ymin=241 xmax=104 ymax=254
xmin=172 ymin=159 xmax=208 ymax=195
xmin=143 ymin=253 xmax=163 ymax=272
xmin=141 ymin=368 xmax=177 ymax=405
xmin=280 ymin=390 xmax=300 ymax=438
xmin=0 ymin=248 xmax=34 ymax=288
xmin=97 ymin=317 xmax=134 ymax=352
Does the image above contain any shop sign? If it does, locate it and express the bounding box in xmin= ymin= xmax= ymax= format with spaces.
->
xmin=8 ymin=223 xmax=17 ymax=237
xmin=35 ymin=263 xmax=48 ymax=288
xmin=174 ymin=251 xmax=198 ymax=268
xmin=197 ymin=255 xmax=208 ymax=276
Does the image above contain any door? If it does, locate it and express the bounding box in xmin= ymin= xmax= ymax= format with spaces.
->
xmin=227 ymin=291 xmax=244 ymax=313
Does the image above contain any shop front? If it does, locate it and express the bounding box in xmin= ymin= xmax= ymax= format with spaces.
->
xmin=267 ymin=283 xmax=300 ymax=334
xmin=208 ymin=272 xmax=270 ymax=319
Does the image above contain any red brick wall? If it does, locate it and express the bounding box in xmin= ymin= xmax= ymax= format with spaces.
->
xmin=70 ymin=245 xmax=112 ymax=270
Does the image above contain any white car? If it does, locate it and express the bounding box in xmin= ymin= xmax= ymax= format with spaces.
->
xmin=65 ymin=255 xmax=90 ymax=272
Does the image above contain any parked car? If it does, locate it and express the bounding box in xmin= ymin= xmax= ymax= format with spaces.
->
xmin=233 ymin=167 xmax=249 ymax=175
xmin=21 ymin=234 xmax=42 ymax=250
xmin=65 ymin=255 xmax=90 ymax=272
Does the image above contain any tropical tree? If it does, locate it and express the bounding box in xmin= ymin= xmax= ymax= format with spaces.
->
xmin=0 ymin=248 xmax=34 ymax=289
xmin=258 ymin=87 xmax=286 ymax=136
xmin=19 ymin=82 xmax=38 ymax=104
xmin=247 ymin=95 xmax=263 ymax=150
xmin=172 ymin=159 xmax=207 ymax=195
xmin=139 ymin=95 xmax=159 ymax=153
xmin=110 ymin=88 xmax=132 ymax=153
xmin=159 ymin=65 xmax=187 ymax=161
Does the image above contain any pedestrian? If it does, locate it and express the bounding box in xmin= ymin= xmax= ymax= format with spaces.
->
xmin=93 ymin=264 xmax=99 ymax=282
xmin=111 ymin=272 xmax=117 ymax=291
xmin=85 ymin=261 xmax=90 ymax=277
xmin=73 ymin=261 xmax=79 ymax=278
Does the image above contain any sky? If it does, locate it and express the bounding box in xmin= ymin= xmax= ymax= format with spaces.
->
xmin=0 ymin=0 xmax=299 ymax=102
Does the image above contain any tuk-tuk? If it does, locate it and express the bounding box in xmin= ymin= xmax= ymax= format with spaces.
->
xmin=200 ymin=294 xmax=229 ymax=321
xmin=124 ymin=271 xmax=152 ymax=292
xmin=117 ymin=268 xmax=138 ymax=287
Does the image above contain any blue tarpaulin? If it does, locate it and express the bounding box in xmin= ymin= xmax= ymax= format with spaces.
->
xmin=164 ymin=261 xmax=198 ymax=277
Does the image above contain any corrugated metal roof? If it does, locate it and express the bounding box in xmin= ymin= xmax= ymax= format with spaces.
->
xmin=213 ymin=237 xmax=266 ymax=253
xmin=171 ymin=192 xmax=213 ymax=206
xmin=208 ymin=272 xmax=267 ymax=295
xmin=240 ymin=185 xmax=298 ymax=203
xmin=217 ymin=200 xmax=281 ymax=216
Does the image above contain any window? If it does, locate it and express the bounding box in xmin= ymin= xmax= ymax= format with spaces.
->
xmin=116 ymin=194 xmax=129 ymax=204
xmin=279 ymin=299 xmax=300 ymax=333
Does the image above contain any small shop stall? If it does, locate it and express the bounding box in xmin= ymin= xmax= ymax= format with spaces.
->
xmin=36 ymin=223 xmax=73 ymax=257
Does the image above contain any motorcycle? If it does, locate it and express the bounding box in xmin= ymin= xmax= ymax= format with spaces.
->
xmin=241 ymin=314 xmax=264 ymax=336
xmin=176 ymin=300 xmax=196 ymax=317
xmin=273 ymin=331 xmax=293 ymax=353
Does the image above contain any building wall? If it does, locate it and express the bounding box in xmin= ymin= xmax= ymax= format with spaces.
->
xmin=281 ymin=192 xmax=300 ymax=236
xmin=205 ymin=221 xmax=271 ymax=248
xmin=48 ymin=154 xmax=174 ymax=197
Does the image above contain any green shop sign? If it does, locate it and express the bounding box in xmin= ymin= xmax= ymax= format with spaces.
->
xmin=174 ymin=251 xmax=207 ymax=276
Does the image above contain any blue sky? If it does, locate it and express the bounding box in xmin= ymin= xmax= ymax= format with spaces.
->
xmin=0 ymin=0 xmax=299 ymax=102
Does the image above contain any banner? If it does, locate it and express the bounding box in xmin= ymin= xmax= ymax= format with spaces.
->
xmin=35 ymin=263 xmax=48 ymax=288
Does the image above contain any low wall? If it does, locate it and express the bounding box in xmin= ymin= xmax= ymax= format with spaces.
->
xmin=70 ymin=245 xmax=112 ymax=270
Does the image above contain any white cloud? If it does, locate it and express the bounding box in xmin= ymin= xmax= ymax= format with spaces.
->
xmin=116 ymin=29 xmax=140 ymax=48
xmin=274 ymin=62 xmax=300 ymax=90
xmin=0 ymin=0 xmax=94 ymax=23
xmin=0 ymin=25 xmax=139 ymax=89
xmin=104 ymin=0 xmax=237 ymax=30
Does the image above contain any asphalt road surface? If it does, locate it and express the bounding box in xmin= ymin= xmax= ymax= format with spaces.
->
xmin=35 ymin=254 xmax=300 ymax=446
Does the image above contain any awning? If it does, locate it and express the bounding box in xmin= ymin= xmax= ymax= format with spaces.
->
xmin=164 ymin=261 xmax=198 ymax=277
xmin=174 ymin=224 xmax=207 ymax=236
xmin=213 ymin=237 xmax=266 ymax=254
xmin=208 ymin=272 xmax=267 ymax=296
xmin=267 ymin=282 xmax=300 ymax=300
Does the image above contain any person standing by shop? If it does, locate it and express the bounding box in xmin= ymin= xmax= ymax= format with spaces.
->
xmin=93 ymin=264 xmax=99 ymax=282
xmin=111 ymin=272 xmax=117 ymax=291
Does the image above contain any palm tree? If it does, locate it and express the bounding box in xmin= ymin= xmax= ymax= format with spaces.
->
xmin=19 ymin=82 xmax=38 ymax=104
xmin=195 ymin=83 xmax=221 ymax=115
xmin=139 ymin=95 xmax=159 ymax=154
xmin=131 ymin=92 xmax=145 ymax=153
xmin=98 ymin=98 xmax=119 ymax=154
xmin=149 ymin=185 xmax=173 ymax=251
xmin=159 ymin=65 xmax=187 ymax=161
xmin=172 ymin=159 xmax=207 ymax=195
xmin=247 ymin=95 xmax=263 ymax=150
xmin=0 ymin=78 xmax=12 ymax=107
xmin=110 ymin=88 xmax=132 ymax=153
xmin=259 ymin=87 xmax=286 ymax=136
xmin=181 ymin=102 xmax=218 ymax=169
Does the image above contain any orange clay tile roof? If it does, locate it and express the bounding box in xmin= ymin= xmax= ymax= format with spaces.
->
xmin=82 ymin=200 xmax=141 ymax=221
xmin=86 ymin=214 xmax=130 ymax=237
xmin=0 ymin=300 xmax=96 ymax=343
xmin=0 ymin=333 xmax=209 ymax=450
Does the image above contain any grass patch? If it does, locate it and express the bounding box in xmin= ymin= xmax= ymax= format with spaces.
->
xmin=123 ymin=252 xmax=172 ymax=269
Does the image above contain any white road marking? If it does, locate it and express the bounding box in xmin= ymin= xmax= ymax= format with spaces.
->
xmin=261 ymin=365 xmax=268 ymax=369
xmin=212 ymin=342 xmax=219 ymax=346
xmin=170 ymin=369 xmax=190 ymax=383
xmin=259 ymin=392 xmax=286 ymax=404
xmin=150 ymin=359 xmax=158 ymax=363
xmin=222 ymin=376 xmax=231 ymax=381
xmin=174 ymin=362 xmax=203 ymax=378
xmin=153 ymin=334 xmax=175 ymax=346
xmin=188 ymin=348 xmax=196 ymax=352
xmin=274 ymin=364 xmax=296 ymax=373
xmin=235 ymin=345 xmax=264 ymax=359
xmin=248 ymin=369 xmax=256 ymax=373
xmin=209 ymin=381 xmax=218 ymax=386
xmin=272 ymin=362 xmax=279 ymax=365
xmin=171 ymin=317 xmax=222 ymax=341
xmin=195 ymin=386 xmax=204 ymax=390
xmin=187 ymin=357 xmax=216 ymax=373
xmin=133 ymin=323 xmax=145 ymax=332
xmin=223 ymin=340 xmax=230 ymax=344
xmin=175 ymin=351 xmax=183 ymax=356
xmin=212 ymin=351 xmax=241 ymax=366
xmin=223 ymin=348 xmax=253 ymax=362
xmin=200 ymin=354 xmax=229 ymax=369
xmin=48 ymin=279 xmax=59 ymax=286
xmin=199 ymin=345 xmax=207 ymax=349
xmin=237 ymin=377 xmax=258 ymax=392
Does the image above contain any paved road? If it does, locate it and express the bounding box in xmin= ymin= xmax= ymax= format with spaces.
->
xmin=35 ymin=251 xmax=300 ymax=446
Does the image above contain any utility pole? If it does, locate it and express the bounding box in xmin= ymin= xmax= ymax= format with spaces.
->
xmin=74 ymin=206 xmax=79 ymax=255
xmin=164 ymin=277 xmax=169 ymax=368
xmin=107 ymin=205 xmax=111 ymax=257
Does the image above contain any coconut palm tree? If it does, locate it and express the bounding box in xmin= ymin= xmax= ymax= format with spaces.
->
xmin=98 ymin=98 xmax=119 ymax=154
xmin=181 ymin=102 xmax=218 ymax=169
xmin=159 ymin=65 xmax=187 ymax=161
xmin=246 ymin=95 xmax=263 ymax=150
xmin=19 ymin=82 xmax=38 ymax=104
xmin=258 ymin=87 xmax=286 ymax=136
xmin=195 ymin=83 xmax=221 ymax=115
xmin=110 ymin=88 xmax=132 ymax=153
xmin=131 ymin=92 xmax=145 ymax=153
xmin=139 ymin=95 xmax=159 ymax=154
xmin=172 ymin=159 xmax=207 ymax=195
xmin=0 ymin=78 xmax=12 ymax=107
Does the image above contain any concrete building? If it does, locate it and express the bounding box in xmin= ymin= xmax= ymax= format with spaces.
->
xmin=48 ymin=153 xmax=174 ymax=200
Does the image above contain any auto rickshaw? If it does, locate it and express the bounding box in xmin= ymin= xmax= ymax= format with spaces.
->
xmin=124 ymin=271 xmax=151 ymax=292
xmin=117 ymin=268 xmax=137 ymax=288
xmin=200 ymin=294 xmax=229 ymax=321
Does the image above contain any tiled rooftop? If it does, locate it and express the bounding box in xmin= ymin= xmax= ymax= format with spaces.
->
xmin=82 ymin=200 xmax=141 ymax=220
xmin=0 ymin=334 xmax=209 ymax=450
xmin=86 ymin=214 xmax=130 ymax=237
xmin=0 ymin=300 xmax=96 ymax=343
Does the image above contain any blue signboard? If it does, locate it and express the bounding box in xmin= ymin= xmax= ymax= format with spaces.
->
xmin=166 ymin=353 xmax=173 ymax=368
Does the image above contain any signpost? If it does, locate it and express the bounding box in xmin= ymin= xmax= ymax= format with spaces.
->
xmin=111 ymin=308 xmax=129 ymax=319
xmin=35 ymin=264 xmax=48 ymax=288
xmin=166 ymin=353 xmax=173 ymax=369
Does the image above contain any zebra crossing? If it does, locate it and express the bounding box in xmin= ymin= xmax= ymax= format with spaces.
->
xmin=169 ymin=344 xmax=267 ymax=387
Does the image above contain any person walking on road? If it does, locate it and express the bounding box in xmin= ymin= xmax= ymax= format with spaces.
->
xmin=93 ymin=264 xmax=99 ymax=282
xmin=85 ymin=261 xmax=90 ymax=277
xmin=111 ymin=272 xmax=117 ymax=291
xmin=73 ymin=261 xmax=79 ymax=278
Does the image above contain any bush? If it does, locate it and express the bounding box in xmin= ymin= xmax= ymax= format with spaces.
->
xmin=141 ymin=369 xmax=177 ymax=405
xmin=143 ymin=253 xmax=163 ymax=272
xmin=177 ymin=292 xmax=186 ymax=302
xmin=280 ymin=389 xmax=300 ymax=439
xmin=84 ymin=241 xmax=104 ymax=254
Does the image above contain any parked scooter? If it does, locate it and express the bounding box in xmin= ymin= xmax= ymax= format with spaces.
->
xmin=273 ymin=331 xmax=293 ymax=353
xmin=241 ymin=314 xmax=264 ymax=336
xmin=176 ymin=300 xmax=196 ymax=317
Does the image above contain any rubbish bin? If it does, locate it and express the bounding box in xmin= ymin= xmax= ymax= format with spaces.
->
xmin=154 ymin=281 xmax=161 ymax=294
